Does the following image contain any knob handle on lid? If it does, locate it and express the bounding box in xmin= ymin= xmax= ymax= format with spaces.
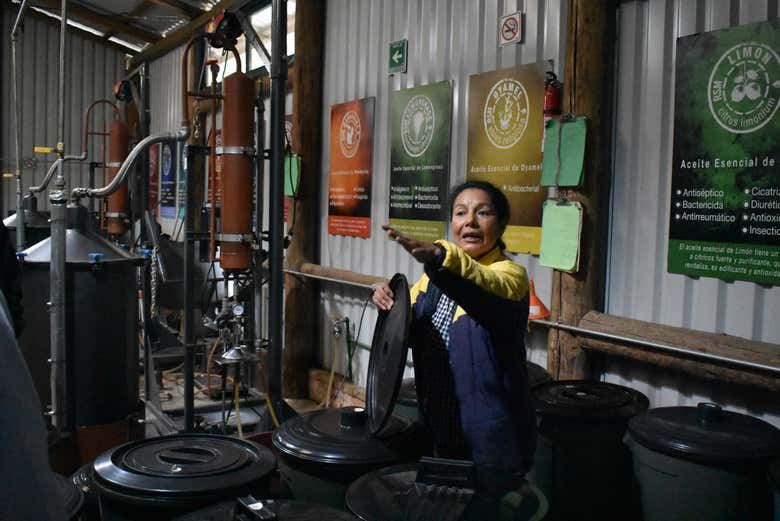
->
xmin=697 ymin=402 xmax=723 ymax=424
xmin=340 ymin=406 xmax=367 ymax=428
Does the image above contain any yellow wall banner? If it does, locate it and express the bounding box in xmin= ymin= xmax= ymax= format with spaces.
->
xmin=467 ymin=63 xmax=545 ymax=254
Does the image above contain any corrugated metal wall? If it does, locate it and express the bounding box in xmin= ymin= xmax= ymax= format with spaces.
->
xmin=149 ymin=45 xmax=185 ymax=236
xmin=0 ymin=8 xmax=127 ymax=216
xmin=605 ymin=0 xmax=779 ymax=426
xmin=318 ymin=0 xmax=568 ymax=386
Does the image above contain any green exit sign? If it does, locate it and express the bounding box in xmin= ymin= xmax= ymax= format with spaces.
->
xmin=389 ymin=39 xmax=407 ymax=74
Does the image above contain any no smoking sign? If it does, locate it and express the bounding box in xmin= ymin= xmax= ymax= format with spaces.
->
xmin=499 ymin=12 xmax=523 ymax=46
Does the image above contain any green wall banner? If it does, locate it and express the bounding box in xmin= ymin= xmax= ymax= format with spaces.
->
xmin=669 ymin=20 xmax=780 ymax=284
xmin=467 ymin=63 xmax=545 ymax=254
xmin=388 ymin=81 xmax=452 ymax=241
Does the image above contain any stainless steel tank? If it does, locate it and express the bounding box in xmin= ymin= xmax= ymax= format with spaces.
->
xmin=19 ymin=204 xmax=142 ymax=429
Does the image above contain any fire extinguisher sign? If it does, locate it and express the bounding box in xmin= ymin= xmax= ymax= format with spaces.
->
xmin=499 ymin=12 xmax=523 ymax=47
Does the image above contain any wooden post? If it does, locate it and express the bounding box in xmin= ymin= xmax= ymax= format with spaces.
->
xmin=547 ymin=1 xmax=615 ymax=379
xmin=283 ymin=0 xmax=325 ymax=398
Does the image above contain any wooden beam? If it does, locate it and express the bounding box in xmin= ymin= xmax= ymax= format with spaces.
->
xmin=33 ymin=0 xmax=161 ymax=43
xmin=546 ymin=0 xmax=616 ymax=379
xmin=579 ymin=312 xmax=779 ymax=392
xmin=102 ymin=1 xmax=156 ymax=42
xmin=22 ymin=5 xmax=139 ymax=54
xmin=283 ymin=0 xmax=325 ymax=398
xmin=146 ymin=0 xmax=205 ymax=18
xmin=128 ymin=0 xmax=240 ymax=68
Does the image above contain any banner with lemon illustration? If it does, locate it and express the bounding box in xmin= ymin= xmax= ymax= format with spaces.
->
xmin=668 ymin=20 xmax=780 ymax=284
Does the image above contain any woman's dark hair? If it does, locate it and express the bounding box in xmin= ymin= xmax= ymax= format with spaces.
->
xmin=448 ymin=180 xmax=510 ymax=250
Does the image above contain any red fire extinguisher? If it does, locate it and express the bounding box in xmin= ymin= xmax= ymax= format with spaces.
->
xmin=541 ymin=71 xmax=562 ymax=156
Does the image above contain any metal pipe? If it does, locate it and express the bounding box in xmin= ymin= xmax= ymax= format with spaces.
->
xmin=531 ymin=319 xmax=780 ymax=375
xmin=82 ymin=99 xmax=120 ymax=156
xmin=48 ymin=0 xmax=69 ymax=430
xmin=283 ymin=269 xmax=376 ymax=291
xmin=56 ymin=0 xmax=66 ymax=166
xmin=253 ymin=97 xmax=265 ymax=349
xmin=208 ymin=64 xmax=219 ymax=261
xmin=71 ymin=130 xmax=188 ymax=200
xmin=28 ymin=153 xmax=87 ymax=193
xmin=183 ymin=143 xmax=196 ymax=432
xmin=267 ymin=0 xmax=287 ymax=410
xmin=11 ymin=0 xmax=30 ymax=249
xmin=180 ymin=35 xmax=208 ymax=129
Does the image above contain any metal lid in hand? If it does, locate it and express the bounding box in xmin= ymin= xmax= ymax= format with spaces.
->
xmin=628 ymin=403 xmax=780 ymax=465
xmin=366 ymin=273 xmax=411 ymax=435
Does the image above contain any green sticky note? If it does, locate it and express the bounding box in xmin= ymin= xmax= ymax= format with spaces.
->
xmin=541 ymin=117 xmax=587 ymax=187
xmin=539 ymin=200 xmax=583 ymax=272
xmin=284 ymin=153 xmax=301 ymax=197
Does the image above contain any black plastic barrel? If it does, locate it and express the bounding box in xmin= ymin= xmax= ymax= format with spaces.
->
xmin=53 ymin=472 xmax=84 ymax=520
xmin=526 ymin=361 xmax=552 ymax=388
xmin=626 ymin=403 xmax=780 ymax=521
xmin=71 ymin=464 xmax=100 ymax=521
xmin=92 ymin=434 xmax=276 ymax=520
xmin=531 ymin=380 xmax=649 ymax=521
xmin=273 ymin=407 xmax=422 ymax=509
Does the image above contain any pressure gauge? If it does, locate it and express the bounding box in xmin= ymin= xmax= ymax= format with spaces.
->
xmin=233 ymin=304 xmax=245 ymax=317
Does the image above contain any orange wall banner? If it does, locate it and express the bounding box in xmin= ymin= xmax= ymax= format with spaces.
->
xmin=328 ymin=97 xmax=375 ymax=237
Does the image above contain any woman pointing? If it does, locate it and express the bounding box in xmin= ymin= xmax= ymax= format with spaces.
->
xmin=374 ymin=180 xmax=536 ymax=496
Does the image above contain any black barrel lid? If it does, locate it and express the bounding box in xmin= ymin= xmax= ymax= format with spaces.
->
xmin=172 ymin=499 xmax=358 ymax=520
xmin=366 ymin=273 xmax=411 ymax=434
xmin=526 ymin=361 xmax=553 ymax=389
xmin=628 ymin=403 xmax=780 ymax=465
xmin=93 ymin=434 xmax=275 ymax=505
xmin=53 ymin=472 xmax=84 ymax=519
xmin=273 ymin=407 xmax=410 ymax=466
xmin=532 ymin=380 xmax=649 ymax=419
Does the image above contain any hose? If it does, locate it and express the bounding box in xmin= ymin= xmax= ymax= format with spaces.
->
xmin=205 ymin=337 xmax=221 ymax=398
xmin=234 ymin=376 xmax=243 ymax=439
xmin=320 ymin=336 xmax=338 ymax=409
xmin=256 ymin=362 xmax=280 ymax=428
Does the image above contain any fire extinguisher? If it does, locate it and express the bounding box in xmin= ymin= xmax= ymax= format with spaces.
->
xmin=541 ymin=71 xmax=562 ymax=156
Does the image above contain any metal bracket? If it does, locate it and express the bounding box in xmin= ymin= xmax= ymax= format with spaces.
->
xmin=218 ymin=233 xmax=255 ymax=243
xmin=215 ymin=145 xmax=256 ymax=156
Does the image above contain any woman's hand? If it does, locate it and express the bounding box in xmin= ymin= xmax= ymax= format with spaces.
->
xmin=372 ymin=282 xmax=394 ymax=311
xmin=383 ymin=225 xmax=443 ymax=265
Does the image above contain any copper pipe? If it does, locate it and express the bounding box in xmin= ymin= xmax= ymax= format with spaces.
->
xmin=208 ymin=63 xmax=219 ymax=262
xmin=180 ymin=35 xmax=209 ymax=128
xmin=106 ymin=119 xmax=130 ymax=235
xmin=82 ymin=99 xmax=120 ymax=156
xmin=219 ymin=71 xmax=254 ymax=271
